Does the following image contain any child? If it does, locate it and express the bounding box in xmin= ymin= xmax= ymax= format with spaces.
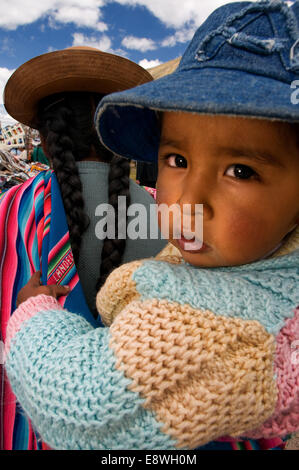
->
xmin=4 ymin=0 xmax=299 ymax=450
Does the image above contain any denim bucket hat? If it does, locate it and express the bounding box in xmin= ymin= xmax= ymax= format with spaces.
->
xmin=95 ymin=0 xmax=299 ymax=162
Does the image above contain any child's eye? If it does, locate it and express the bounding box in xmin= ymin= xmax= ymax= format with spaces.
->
xmin=165 ymin=154 xmax=188 ymax=168
xmin=225 ymin=164 xmax=258 ymax=180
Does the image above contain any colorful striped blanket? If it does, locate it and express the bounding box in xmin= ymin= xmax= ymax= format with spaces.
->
xmin=0 ymin=170 xmax=98 ymax=450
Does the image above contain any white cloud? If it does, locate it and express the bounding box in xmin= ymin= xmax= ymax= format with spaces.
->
xmin=139 ymin=58 xmax=162 ymax=69
xmin=72 ymin=32 xmax=112 ymax=51
xmin=0 ymin=67 xmax=15 ymax=105
xmin=0 ymin=68 xmax=17 ymax=127
xmin=0 ymin=37 xmax=15 ymax=56
xmin=0 ymin=1 xmax=253 ymax=31
xmin=0 ymin=0 xmax=106 ymax=30
xmin=94 ymin=22 xmax=108 ymax=32
xmin=53 ymin=5 xmax=107 ymax=30
xmin=122 ymin=35 xmax=157 ymax=52
xmin=72 ymin=33 xmax=129 ymax=57
xmin=0 ymin=105 xmax=17 ymax=127
xmin=161 ymin=27 xmax=196 ymax=48
xmin=115 ymin=0 xmax=252 ymax=29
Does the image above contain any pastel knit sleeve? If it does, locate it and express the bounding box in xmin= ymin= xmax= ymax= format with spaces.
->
xmin=97 ymin=258 xmax=299 ymax=447
xmin=106 ymin=297 xmax=281 ymax=449
xmin=5 ymin=291 xmax=298 ymax=450
xmin=242 ymin=306 xmax=299 ymax=440
xmin=4 ymin=295 xmax=177 ymax=450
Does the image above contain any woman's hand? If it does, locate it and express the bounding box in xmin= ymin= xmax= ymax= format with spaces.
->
xmin=17 ymin=271 xmax=70 ymax=307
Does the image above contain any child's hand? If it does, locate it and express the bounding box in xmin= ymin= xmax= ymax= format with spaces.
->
xmin=16 ymin=271 xmax=70 ymax=307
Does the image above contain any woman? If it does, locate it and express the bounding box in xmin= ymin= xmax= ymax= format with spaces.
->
xmin=0 ymin=46 xmax=166 ymax=450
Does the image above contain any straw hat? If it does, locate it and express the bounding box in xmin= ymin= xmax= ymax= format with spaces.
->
xmin=148 ymin=57 xmax=181 ymax=80
xmin=4 ymin=46 xmax=153 ymax=128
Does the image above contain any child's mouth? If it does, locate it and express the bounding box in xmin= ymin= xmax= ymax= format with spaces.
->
xmin=177 ymin=236 xmax=210 ymax=253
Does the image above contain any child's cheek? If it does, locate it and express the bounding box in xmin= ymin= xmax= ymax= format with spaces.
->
xmin=156 ymin=183 xmax=177 ymax=207
xmin=156 ymin=188 xmax=179 ymax=240
xmin=225 ymin=209 xmax=269 ymax=252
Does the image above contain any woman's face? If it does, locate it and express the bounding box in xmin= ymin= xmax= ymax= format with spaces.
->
xmin=156 ymin=112 xmax=299 ymax=267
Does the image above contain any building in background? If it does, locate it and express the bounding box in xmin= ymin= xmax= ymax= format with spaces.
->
xmin=0 ymin=121 xmax=40 ymax=161
xmin=0 ymin=122 xmax=25 ymax=148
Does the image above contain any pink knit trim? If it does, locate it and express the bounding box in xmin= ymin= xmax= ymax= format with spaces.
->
xmin=245 ymin=307 xmax=299 ymax=439
xmin=5 ymin=295 xmax=62 ymax=356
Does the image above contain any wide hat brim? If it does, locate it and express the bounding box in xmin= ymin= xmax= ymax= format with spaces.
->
xmin=95 ymin=66 xmax=299 ymax=163
xmin=4 ymin=48 xmax=152 ymax=128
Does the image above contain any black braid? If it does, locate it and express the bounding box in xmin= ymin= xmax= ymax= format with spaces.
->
xmin=37 ymin=93 xmax=93 ymax=265
xmin=36 ymin=92 xmax=131 ymax=314
xmin=96 ymin=155 xmax=131 ymax=292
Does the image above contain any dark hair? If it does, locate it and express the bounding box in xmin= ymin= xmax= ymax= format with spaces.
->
xmin=36 ymin=92 xmax=131 ymax=314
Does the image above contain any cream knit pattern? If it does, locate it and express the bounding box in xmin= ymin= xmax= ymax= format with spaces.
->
xmin=270 ymin=225 xmax=299 ymax=258
xmin=97 ymin=259 xmax=143 ymax=326
xmin=110 ymin=298 xmax=277 ymax=449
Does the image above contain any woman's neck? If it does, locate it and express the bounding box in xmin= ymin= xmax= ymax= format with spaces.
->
xmin=80 ymin=145 xmax=112 ymax=163
xmin=80 ymin=156 xmax=104 ymax=162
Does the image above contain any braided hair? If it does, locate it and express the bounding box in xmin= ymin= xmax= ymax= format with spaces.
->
xmin=36 ymin=92 xmax=131 ymax=309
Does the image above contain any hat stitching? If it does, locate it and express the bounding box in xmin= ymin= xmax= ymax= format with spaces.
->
xmin=228 ymin=32 xmax=287 ymax=54
xmin=290 ymin=38 xmax=299 ymax=70
xmin=195 ymin=0 xmax=299 ymax=69
xmin=196 ymin=14 xmax=266 ymax=62
xmin=266 ymin=1 xmax=299 ymax=71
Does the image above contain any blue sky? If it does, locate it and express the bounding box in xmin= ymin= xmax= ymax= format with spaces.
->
xmin=0 ymin=0 xmax=250 ymax=126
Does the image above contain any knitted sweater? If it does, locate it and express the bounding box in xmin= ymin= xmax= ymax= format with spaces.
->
xmin=4 ymin=228 xmax=299 ymax=450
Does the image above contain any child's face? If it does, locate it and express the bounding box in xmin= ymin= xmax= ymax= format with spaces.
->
xmin=157 ymin=112 xmax=299 ymax=267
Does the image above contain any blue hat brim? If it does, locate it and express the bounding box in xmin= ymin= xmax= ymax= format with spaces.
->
xmin=95 ymin=67 xmax=299 ymax=162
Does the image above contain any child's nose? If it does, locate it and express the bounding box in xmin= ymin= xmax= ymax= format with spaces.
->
xmin=177 ymin=171 xmax=214 ymax=220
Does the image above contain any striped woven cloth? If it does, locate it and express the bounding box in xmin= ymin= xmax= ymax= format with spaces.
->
xmin=198 ymin=437 xmax=288 ymax=450
xmin=0 ymin=170 xmax=97 ymax=450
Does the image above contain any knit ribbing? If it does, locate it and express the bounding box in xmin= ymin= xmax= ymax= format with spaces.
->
xmin=5 ymin=295 xmax=62 ymax=354
xmin=110 ymin=298 xmax=277 ymax=449
xmin=5 ymin=309 xmax=177 ymax=450
xmin=132 ymin=250 xmax=299 ymax=335
xmin=96 ymin=260 xmax=142 ymax=326
xmin=245 ymin=307 xmax=299 ymax=439
xmin=96 ymin=245 xmax=184 ymax=326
